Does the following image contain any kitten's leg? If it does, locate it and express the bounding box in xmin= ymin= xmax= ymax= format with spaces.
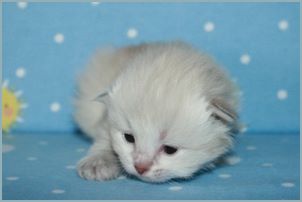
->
xmin=77 ymin=138 xmax=120 ymax=181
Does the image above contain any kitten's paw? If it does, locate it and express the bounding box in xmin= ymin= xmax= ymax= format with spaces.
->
xmin=77 ymin=155 xmax=120 ymax=181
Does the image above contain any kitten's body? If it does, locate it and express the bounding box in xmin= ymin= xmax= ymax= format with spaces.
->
xmin=74 ymin=42 xmax=240 ymax=182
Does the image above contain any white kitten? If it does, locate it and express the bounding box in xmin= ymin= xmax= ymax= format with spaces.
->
xmin=74 ymin=41 xmax=240 ymax=183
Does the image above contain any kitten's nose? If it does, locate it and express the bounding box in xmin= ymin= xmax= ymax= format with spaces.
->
xmin=134 ymin=163 xmax=151 ymax=175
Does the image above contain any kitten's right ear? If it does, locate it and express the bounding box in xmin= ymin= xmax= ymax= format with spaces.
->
xmin=93 ymin=91 xmax=109 ymax=104
xmin=209 ymin=98 xmax=237 ymax=125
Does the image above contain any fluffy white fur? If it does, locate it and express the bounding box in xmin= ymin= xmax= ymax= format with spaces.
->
xmin=74 ymin=41 xmax=240 ymax=183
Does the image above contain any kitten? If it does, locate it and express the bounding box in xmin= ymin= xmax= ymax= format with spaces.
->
xmin=74 ymin=41 xmax=240 ymax=183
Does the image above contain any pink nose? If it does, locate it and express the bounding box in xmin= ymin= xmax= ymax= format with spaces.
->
xmin=134 ymin=163 xmax=151 ymax=175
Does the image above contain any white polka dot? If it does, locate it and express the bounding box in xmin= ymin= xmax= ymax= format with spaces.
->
xmin=204 ymin=21 xmax=215 ymax=32
xmin=225 ymin=155 xmax=241 ymax=165
xmin=117 ymin=175 xmax=126 ymax=180
xmin=261 ymin=163 xmax=273 ymax=167
xmin=218 ymin=173 xmax=231 ymax=179
xmin=169 ymin=186 xmax=183 ymax=191
xmin=2 ymin=144 xmax=15 ymax=153
xmin=66 ymin=165 xmax=76 ymax=170
xmin=6 ymin=176 xmax=19 ymax=181
xmin=16 ymin=67 xmax=26 ymax=78
xmin=50 ymin=102 xmax=61 ymax=112
xmin=278 ymin=20 xmax=289 ymax=31
xmin=52 ymin=189 xmax=65 ymax=194
xmin=91 ymin=1 xmax=100 ymax=5
xmin=76 ymin=148 xmax=86 ymax=152
xmin=38 ymin=141 xmax=48 ymax=145
xmin=246 ymin=146 xmax=257 ymax=151
xmin=54 ymin=33 xmax=64 ymax=44
xmin=17 ymin=2 xmax=27 ymax=9
xmin=277 ymin=89 xmax=288 ymax=100
xmin=27 ymin=157 xmax=37 ymax=161
xmin=281 ymin=182 xmax=295 ymax=188
xmin=127 ymin=28 xmax=138 ymax=39
xmin=240 ymin=54 xmax=251 ymax=65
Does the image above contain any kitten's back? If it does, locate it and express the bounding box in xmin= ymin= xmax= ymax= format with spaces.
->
xmin=73 ymin=44 xmax=149 ymax=138
xmin=74 ymin=42 xmax=239 ymax=138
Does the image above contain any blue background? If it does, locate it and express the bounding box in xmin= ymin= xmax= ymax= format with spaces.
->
xmin=3 ymin=2 xmax=300 ymax=134
xmin=3 ymin=133 xmax=300 ymax=200
xmin=2 ymin=2 xmax=300 ymax=200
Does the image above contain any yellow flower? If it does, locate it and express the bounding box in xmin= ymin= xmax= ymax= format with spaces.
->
xmin=2 ymin=80 xmax=26 ymax=132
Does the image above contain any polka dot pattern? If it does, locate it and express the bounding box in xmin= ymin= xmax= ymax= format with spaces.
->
xmin=261 ymin=163 xmax=273 ymax=167
xmin=246 ymin=146 xmax=257 ymax=151
xmin=91 ymin=2 xmax=100 ymax=6
xmin=240 ymin=54 xmax=251 ymax=65
xmin=204 ymin=21 xmax=215 ymax=32
xmin=65 ymin=165 xmax=76 ymax=170
xmin=2 ymin=144 xmax=15 ymax=153
xmin=52 ymin=189 xmax=65 ymax=194
xmin=2 ymin=3 xmax=299 ymax=200
xmin=16 ymin=67 xmax=26 ymax=78
xmin=218 ymin=173 xmax=231 ymax=179
xmin=54 ymin=33 xmax=64 ymax=44
xmin=3 ymin=3 xmax=298 ymax=134
xmin=225 ymin=155 xmax=241 ymax=165
xmin=2 ymin=132 xmax=299 ymax=199
xmin=169 ymin=186 xmax=183 ymax=191
xmin=277 ymin=89 xmax=288 ymax=100
xmin=127 ymin=28 xmax=138 ymax=39
xmin=278 ymin=20 xmax=289 ymax=31
xmin=17 ymin=2 xmax=27 ymax=9
xmin=27 ymin=157 xmax=37 ymax=161
xmin=6 ymin=176 xmax=19 ymax=181
xmin=281 ymin=182 xmax=295 ymax=188
xmin=50 ymin=102 xmax=61 ymax=112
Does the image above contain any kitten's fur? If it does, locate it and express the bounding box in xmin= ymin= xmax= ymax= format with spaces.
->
xmin=74 ymin=41 xmax=240 ymax=182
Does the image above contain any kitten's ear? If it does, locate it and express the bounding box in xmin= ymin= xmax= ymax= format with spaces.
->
xmin=209 ymin=98 xmax=237 ymax=125
xmin=93 ymin=91 xmax=109 ymax=104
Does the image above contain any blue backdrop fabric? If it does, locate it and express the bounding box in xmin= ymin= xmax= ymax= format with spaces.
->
xmin=3 ymin=2 xmax=300 ymax=134
xmin=2 ymin=2 xmax=300 ymax=200
xmin=3 ymin=132 xmax=300 ymax=200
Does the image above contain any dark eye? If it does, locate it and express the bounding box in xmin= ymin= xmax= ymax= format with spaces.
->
xmin=163 ymin=145 xmax=178 ymax=155
xmin=124 ymin=133 xmax=135 ymax=143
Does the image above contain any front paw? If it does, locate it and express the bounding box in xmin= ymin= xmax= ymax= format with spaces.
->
xmin=77 ymin=155 xmax=120 ymax=181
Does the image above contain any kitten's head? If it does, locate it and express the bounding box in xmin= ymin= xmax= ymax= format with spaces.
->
xmin=96 ymin=90 xmax=237 ymax=182
xmin=95 ymin=45 xmax=238 ymax=182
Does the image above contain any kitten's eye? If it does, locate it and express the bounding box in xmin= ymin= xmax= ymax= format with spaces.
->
xmin=124 ymin=133 xmax=135 ymax=143
xmin=163 ymin=145 xmax=178 ymax=155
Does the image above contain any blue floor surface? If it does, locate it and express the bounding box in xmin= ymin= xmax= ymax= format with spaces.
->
xmin=2 ymin=132 xmax=300 ymax=200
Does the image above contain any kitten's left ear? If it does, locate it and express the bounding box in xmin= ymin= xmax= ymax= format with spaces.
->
xmin=209 ymin=98 xmax=238 ymax=125
xmin=93 ymin=91 xmax=109 ymax=104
